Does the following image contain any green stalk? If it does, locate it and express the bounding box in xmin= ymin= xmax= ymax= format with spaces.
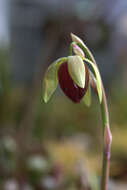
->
xmin=69 ymin=42 xmax=112 ymax=190
xmin=100 ymin=87 xmax=112 ymax=190
xmin=79 ymin=44 xmax=112 ymax=190
xmin=86 ymin=58 xmax=112 ymax=190
xmin=89 ymin=56 xmax=112 ymax=190
xmin=89 ymin=54 xmax=112 ymax=190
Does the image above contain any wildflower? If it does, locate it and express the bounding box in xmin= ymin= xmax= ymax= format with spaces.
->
xmin=42 ymin=33 xmax=112 ymax=190
xmin=42 ymin=33 xmax=102 ymax=106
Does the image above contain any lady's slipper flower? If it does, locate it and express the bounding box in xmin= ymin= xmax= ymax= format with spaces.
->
xmin=42 ymin=34 xmax=102 ymax=106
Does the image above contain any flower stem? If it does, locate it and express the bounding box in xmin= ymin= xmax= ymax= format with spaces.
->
xmin=71 ymin=39 xmax=112 ymax=190
xmin=82 ymin=47 xmax=112 ymax=190
xmin=91 ymin=60 xmax=112 ymax=190
xmin=100 ymin=87 xmax=112 ymax=190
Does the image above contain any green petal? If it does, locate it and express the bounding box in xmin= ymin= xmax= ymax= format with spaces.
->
xmin=42 ymin=57 xmax=67 ymax=103
xmin=68 ymin=55 xmax=85 ymax=88
xmin=84 ymin=58 xmax=102 ymax=103
xmin=82 ymin=83 xmax=91 ymax=107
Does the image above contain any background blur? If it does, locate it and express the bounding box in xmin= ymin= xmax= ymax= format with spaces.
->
xmin=0 ymin=0 xmax=127 ymax=189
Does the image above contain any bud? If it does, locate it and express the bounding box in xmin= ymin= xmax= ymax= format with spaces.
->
xmin=71 ymin=33 xmax=85 ymax=46
xmin=72 ymin=43 xmax=85 ymax=57
xmin=42 ymin=34 xmax=103 ymax=104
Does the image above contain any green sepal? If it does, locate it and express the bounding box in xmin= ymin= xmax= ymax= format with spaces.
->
xmin=71 ymin=33 xmax=95 ymax=63
xmin=71 ymin=33 xmax=85 ymax=47
xmin=82 ymin=83 xmax=91 ymax=107
xmin=72 ymin=43 xmax=85 ymax=58
xmin=71 ymin=34 xmax=102 ymax=103
xmin=42 ymin=57 xmax=67 ymax=103
xmin=68 ymin=55 xmax=86 ymax=88
xmin=84 ymin=58 xmax=102 ymax=103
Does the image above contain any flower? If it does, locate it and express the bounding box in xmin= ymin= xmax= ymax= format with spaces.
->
xmin=58 ymin=61 xmax=89 ymax=103
xmin=42 ymin=34 xmax=102 ymax=105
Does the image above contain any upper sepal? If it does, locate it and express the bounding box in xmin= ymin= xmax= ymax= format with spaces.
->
xmin=71 ymin=33 xmax=85 ymax=47
xmin=72 ymin=43 xmax=85 ymax=58
xmin=71 ymin=33 xmax=95 ymax=63
xmin=71 ymin=33 xmax=102 ymax=103
xmin=42 ymin=57 xmax=67 ymax=103
xmin=68 ymin=55 xmax=86 ymax=88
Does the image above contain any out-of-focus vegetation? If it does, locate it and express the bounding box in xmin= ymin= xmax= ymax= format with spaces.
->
xmin=0 ymin=48 xmax=127 ymax=190
xmin=0 ymin=0 xmax=127 ymax=189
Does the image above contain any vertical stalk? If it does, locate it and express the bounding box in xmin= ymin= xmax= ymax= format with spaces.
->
xmin=100 ymin=87 xmax=112 ymax=190
xmin=90 ymin=52 xmax=112 ymax=190
xmin=84 ymin=47 xmax=112 ymax=190
xmin=83 ymin=48 xmax=112 ymax=190
xmin=70 ymin=39 xmax=112 ymax=190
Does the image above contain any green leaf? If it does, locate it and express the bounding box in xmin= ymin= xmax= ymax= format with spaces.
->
xmin=68 ymin=55 xmax=85 ymax=88
xmin=84 ymin=58 xmax=102 ymax=103
xmin=82 ymin=84 xmax=91 ymax=107
xmin=42 ymin=57 xmax=67 ymax=103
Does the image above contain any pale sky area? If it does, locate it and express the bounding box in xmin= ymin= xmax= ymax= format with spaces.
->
xmin=0 ymin=0 xmax=127 ymax=48
xmin=0 ymin=0 xmax=9 ymax=46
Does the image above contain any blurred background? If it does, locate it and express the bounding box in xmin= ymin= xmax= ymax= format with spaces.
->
xmin=0 ymin=0 xmax=127 ymax=189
